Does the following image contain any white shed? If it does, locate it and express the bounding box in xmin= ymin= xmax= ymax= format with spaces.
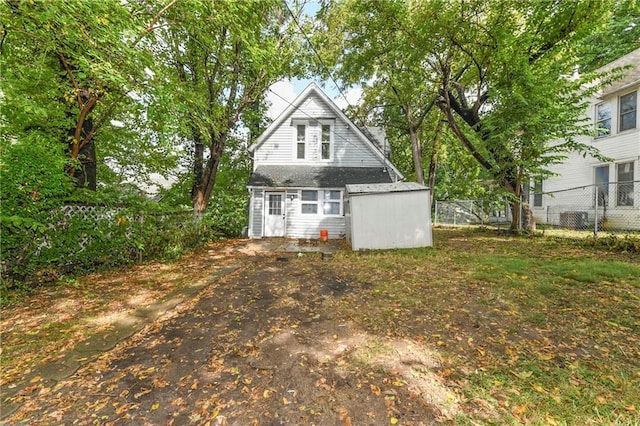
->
xmin=345 ymin=182 xmax=432 ymax=250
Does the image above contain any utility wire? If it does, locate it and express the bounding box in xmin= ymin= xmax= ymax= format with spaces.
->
xmin=282 ymin=0 xmax=371 ymax=129
xmin=267 ymin=87 xmax=390 ymax=161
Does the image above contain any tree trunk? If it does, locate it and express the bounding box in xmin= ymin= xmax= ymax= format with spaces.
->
xmin=408 ymin=126 xmax=424 ymax=185
xmin=426 ymin=118 xmax=444 ymax=207
xmin=68 ymin=92 xmax=97 ymax=190
xmin=191 ymin=132 xmax=227 ymax=219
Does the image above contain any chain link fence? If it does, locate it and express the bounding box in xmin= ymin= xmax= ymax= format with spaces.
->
xmin=434 ymin=181 xmax=640 ymax=237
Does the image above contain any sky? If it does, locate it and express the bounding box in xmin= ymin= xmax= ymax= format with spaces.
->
xmin=265 ymin=78 xmax=364 ymax=120
xmin=265 ymin=1 xmax=364 ymax=120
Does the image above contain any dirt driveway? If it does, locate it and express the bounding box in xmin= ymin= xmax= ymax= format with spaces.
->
xmin=4 ymin=244 xmax=447 ymax=425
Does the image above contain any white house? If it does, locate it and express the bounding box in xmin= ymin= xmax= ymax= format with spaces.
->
xmin=247 ymin=83 xmax=404 ymax=239
xmin=531 ymin=48 xmax=640 ymax=230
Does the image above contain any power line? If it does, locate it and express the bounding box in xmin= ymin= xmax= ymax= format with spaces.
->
xmin=266 ymin=87 xmax=390 ymax=162
xmin=282 ymin=1 xmax=370 ymax=129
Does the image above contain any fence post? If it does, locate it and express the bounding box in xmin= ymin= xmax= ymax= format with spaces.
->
xmin=434 ymin=200 xmax=438 ymax=225
xmin=594 ymin=186 xmax=598 ymax=239
xmin=519 ymin=195 xmax=523 ymax=231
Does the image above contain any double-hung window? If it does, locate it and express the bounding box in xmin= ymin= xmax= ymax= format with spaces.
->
xmin=296 ymin=125 xmax=306 ymax=159
xmin=595 ymin=165 xmax=610 ymax=206
xmin=321 ymin=124 xmax=332 ymax=160
xmin=596 ymin=102 xmax=612 ymax=137
xmin=301 ymin=190 xmax=318 ymax=213
xmin=322 ymin=190 xmax=341 ymax=215
xmin=300 ymin=190 xmax=342 ymax=215
xmin=533 ymin=179 xmax=543 ymax=207
xmin=620 ymin=91 xmax=637 ymax=132
xmin=617 ymin=161 xmax=634 ymax=207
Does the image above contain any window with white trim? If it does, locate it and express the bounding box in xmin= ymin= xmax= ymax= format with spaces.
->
xmin=533 ymin=179 xmax=543 ymax=207
xmin=300 ymin=190 xmax=342 ymax=215
xmin=321 ymin=124 xmax=331 ymax=160
xmin=301 ymin=190 xmax=318 ymax=214
xmin=595 ymin=165 xmax=610 ymax=206
xmin=322 ymin=190 xmax=341 ymax=215
xmin=620 ymin=91 xmax=637 ymax=132
xmin=617 ymin=161 xmax=634 ymax=207
xmin=596 ymin=101 xmax=611 ymax=137
xmin=296 ymin=124 xmax=306 ymax=159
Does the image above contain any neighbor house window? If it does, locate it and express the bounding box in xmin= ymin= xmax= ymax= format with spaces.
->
xmin=620 ymin=91 xmax=637 ymax=132
xmin=595 ymin=165 xmax=610 ymax=206
xmin=297 ymin=125 xmax=306 ymax=159
xmin=596 ymin=102 xmax=612 ymax=137
xmin=533 ymin=179 xmax=543 ymax=207
xmin=322 ymin=190 xmax=341 ymax=215
xmin=321 ymin=124 xmax=331 ymax=160
xmin=617 ymin=161 xmax=634 ymax=206
xmin=301 ymin=190 xmax=318 ymax=214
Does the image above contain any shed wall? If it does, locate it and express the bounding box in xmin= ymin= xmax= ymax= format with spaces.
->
xmin=348 ymin=190 xmax=432 ymax=250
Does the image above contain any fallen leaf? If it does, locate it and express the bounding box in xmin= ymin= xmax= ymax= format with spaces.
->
xmin=371 ymin=384 xmax=381 ymax=396
xmin=546 ymin=413 xmax=557 ymax=425
xmin=390 ymin=417 xmax=398 ymax=424
xmin=532 ymin=384 xmax=546 ymax=393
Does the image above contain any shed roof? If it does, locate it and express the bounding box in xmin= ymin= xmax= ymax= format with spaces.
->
xmin=346 ymin=182 xmax=429 ymax=195
xmin=247 ymin=165 xmax=393 ymax=188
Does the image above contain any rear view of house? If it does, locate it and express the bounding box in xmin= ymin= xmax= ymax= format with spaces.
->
xmin=247 ymin=83 xmax=403 ymax=239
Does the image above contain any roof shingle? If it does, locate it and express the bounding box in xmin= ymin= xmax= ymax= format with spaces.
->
xmin=247 ymin=165 xmax=394 ymax=188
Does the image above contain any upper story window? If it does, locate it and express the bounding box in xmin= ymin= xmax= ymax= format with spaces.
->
xmin=321 ymin=124 xmax=332 ymax=160
xmin=296 ymin=125 xmax=306 ymax=159
xmin=596 ymin=102 xmax=611 ymax=137
xmin=620 ymin=91 xmax=637 ymax=132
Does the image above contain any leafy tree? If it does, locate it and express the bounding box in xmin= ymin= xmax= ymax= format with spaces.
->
xmin=1 ymin=1 xmax=177 ymax=191
xmin=317 ymin=0 xmax=615 ymax=230
xmin=147 ymin=0 xmax=299 ymax=217
xmin=579 ymin=0 xmax=640 ymax=72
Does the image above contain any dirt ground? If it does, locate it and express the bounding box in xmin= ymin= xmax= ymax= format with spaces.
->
xmin=4 ymin=231 xmax=638 ymax=425
xmin=3 ymin=249 xmax=446 ymax=425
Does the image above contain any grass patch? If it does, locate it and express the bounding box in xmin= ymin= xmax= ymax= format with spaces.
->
xmin=329 ymin=228 xmax=640 ymax=424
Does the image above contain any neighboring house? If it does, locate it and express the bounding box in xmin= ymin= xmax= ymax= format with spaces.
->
xmin=247 ymin=83 xmax=403 ymax=239
xmin=530 ymin=48 xmax=640 ymax=230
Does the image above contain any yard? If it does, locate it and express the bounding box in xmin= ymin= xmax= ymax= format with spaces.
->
xmin=1 ymin=228 xmax=639 ymax=425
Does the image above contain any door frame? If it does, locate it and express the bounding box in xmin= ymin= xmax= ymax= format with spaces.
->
xmin=263 ymin=191 xmax=286 ymax=237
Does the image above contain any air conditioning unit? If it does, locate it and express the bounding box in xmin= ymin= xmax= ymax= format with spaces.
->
xmin=559 ymin=211 xmax=588 ymax=230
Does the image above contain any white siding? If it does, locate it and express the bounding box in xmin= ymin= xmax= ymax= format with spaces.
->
xmin=347 ymin=186 xmax=432 ymax=250
xmin=249 ymin=189 xmax=264 ymax=238
xmin=253 ymin=92 xmax=385 ymax=169
xmin=284 ymin=189 xmax=345 ymax=239
xmin=535 ymin=82 xmax=640 ymax=228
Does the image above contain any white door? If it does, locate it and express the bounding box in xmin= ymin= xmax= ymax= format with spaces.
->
xmin=264 ymin=192 xmax=285 ymax=237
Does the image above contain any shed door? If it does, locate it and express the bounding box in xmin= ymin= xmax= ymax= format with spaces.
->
xmin=264 ymin=192 xmax=285 ymax=237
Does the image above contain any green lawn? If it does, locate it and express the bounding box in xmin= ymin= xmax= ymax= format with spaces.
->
xmin=325 ymin=228 xmax=640 ymax=424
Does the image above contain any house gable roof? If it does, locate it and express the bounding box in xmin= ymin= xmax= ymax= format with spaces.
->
xmin=250 ymin=82 xmax=403 ymax=179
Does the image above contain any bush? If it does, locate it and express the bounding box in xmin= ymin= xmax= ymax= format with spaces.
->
xmin=584 ymin=234 xmax=640 ymax=253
